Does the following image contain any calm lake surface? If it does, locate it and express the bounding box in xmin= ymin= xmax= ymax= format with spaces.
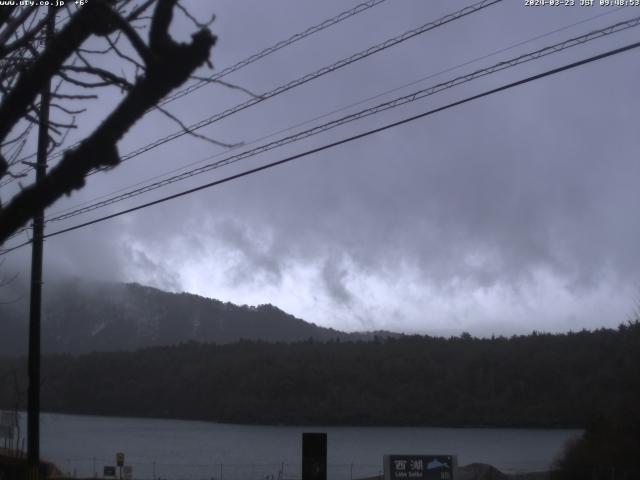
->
xmin=18 ymin=412 xmax=580 ymax=479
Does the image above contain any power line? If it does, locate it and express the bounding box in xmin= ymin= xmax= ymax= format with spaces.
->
xmin=3 ymin=37 xmax=639 ymax=257
xmin=1 ymin=0 xmax=389 ymax=184
xmin=43 ymin=15 xmax=640 ymax=225
xmin=7 ymin=0 xmax=501 ymax=183
xmin=43 ymin=5 xmax=627 ymax=221
xmin=5 ymin=11 xmax=636 ymax=245
xmin=87 ymin=0 xmax=502 ymax=176
xmin=158 ymin=0 xmax=389 ymax=107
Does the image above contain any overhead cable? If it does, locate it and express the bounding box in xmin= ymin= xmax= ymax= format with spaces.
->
xmin=44 ymin=15 xmax=640 ymax=224
xmin=1 ymin=0 xmax=389 ymax=184
xmin=89 ymin=0 xmax=503 ymax=175
xmin=158 ymin=0 xmax=389 ymax=107
xmin=2 ymin=39 xmax=640 ymax=256
xmin=44 ymin=5 xmax=627 ymax=220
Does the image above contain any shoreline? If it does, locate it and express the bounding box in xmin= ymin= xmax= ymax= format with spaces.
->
xmin=7 ymin=408 xmax=585 ymax=431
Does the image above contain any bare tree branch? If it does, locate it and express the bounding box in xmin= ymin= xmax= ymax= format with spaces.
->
xmin=51 ymin=92 xmax=99 ymax=100
xmin=0 ymin=9 xmax=56 ymax=58
xmin=0 ymin=0 xmax=217 ymax=244
xmin=155 ymin=104 xmax=240 ymax=149
xmin=126 ymin=0 xmax=156 ymax=22
xmin=50 ymin=103 xmax=86 ymax=115
xmin=189 ymin=75 xmax=263 ymax=99
xmin=176 ymin=1 xmax=216 ymax=30
xmin=0 ymin=7 xmax=35 ymax=49
xmin=104 ymin=32 xmax=146 ymax=72
xmin=108 ymin=10 xmax=154 ymax=65
xmin=0 ymin=6 xmax=17 ymax=30
xmin=0 ymin=1 xmax=117 ymax=144
xmin=56 ymin=69 xmax=119 ymax=89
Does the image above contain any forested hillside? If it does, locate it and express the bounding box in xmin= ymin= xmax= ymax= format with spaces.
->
xmin=1 ymin=322 xmax=638 ymax=427
xmin=0 ymin=279 xmax=389 ymax=355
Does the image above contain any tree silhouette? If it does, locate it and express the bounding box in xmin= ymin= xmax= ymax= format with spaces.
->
xmin=0 ymin=0 xmax=218 ymax=244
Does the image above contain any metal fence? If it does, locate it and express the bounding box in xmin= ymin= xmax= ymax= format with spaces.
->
xmin=48 ymin=459 xmax=383 ymax=480
xmin=5 ymin=456 xmax=640 ymax=480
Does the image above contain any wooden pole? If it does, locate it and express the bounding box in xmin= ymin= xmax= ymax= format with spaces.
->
xmin=27 ymin=8 xmax=54 ymax=480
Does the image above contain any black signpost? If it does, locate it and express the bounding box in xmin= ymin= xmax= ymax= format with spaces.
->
xmin=302 ymin=432 xmax=327 ymax=480
xmin=384 ymin=455 xmax=456 ymax=480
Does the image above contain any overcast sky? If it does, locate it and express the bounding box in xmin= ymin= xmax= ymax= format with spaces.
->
xmin=2 ymin=0 xmax=640 ymax=336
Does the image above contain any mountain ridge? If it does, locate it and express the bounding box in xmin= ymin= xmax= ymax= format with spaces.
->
xmin=0 ymin=277 xmax=397 ymax=355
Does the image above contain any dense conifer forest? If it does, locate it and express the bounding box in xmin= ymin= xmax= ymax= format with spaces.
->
xmin=1 ymin=322 xmax=638 ymax=428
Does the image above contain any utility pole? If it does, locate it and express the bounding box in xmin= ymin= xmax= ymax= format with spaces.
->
xmin=27 ymin=8 xmax=54 ymax=480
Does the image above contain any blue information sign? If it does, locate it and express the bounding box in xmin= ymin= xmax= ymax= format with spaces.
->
xmin=385 ymin=455 xmax=455 ymax=480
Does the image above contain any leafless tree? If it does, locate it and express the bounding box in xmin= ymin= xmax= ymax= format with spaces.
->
xmin=0 ymin=258 xmax=19 ymax=301
xmin=0 ymin=362 xmax=23 ymax=454
xmin=0 ymin=0 xmax=220 ymax=245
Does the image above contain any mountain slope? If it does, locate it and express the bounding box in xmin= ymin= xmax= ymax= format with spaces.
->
xmin=0 ymin=278 xmax=386 ymax=355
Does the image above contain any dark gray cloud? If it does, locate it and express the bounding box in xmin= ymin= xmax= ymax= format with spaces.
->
xmin=124 ymin=248 xmax=182 ymax=293
xmin=321 ymin=253 xmax=354 ymax=307
xmin=214 ymin=218 xmax=283 ymax=286
xmin=3 ymin=0 xmax=640 ymax=335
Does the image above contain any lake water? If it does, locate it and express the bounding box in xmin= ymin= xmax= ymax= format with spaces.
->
xmin=14 ymin=412 xmax=580 ymax=479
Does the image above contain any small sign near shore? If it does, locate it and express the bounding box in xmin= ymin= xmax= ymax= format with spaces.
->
xmin=384 ymin=455 xmax=457 ymax=480
xmin=123 ymin=465 xmax=133 ymax=480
